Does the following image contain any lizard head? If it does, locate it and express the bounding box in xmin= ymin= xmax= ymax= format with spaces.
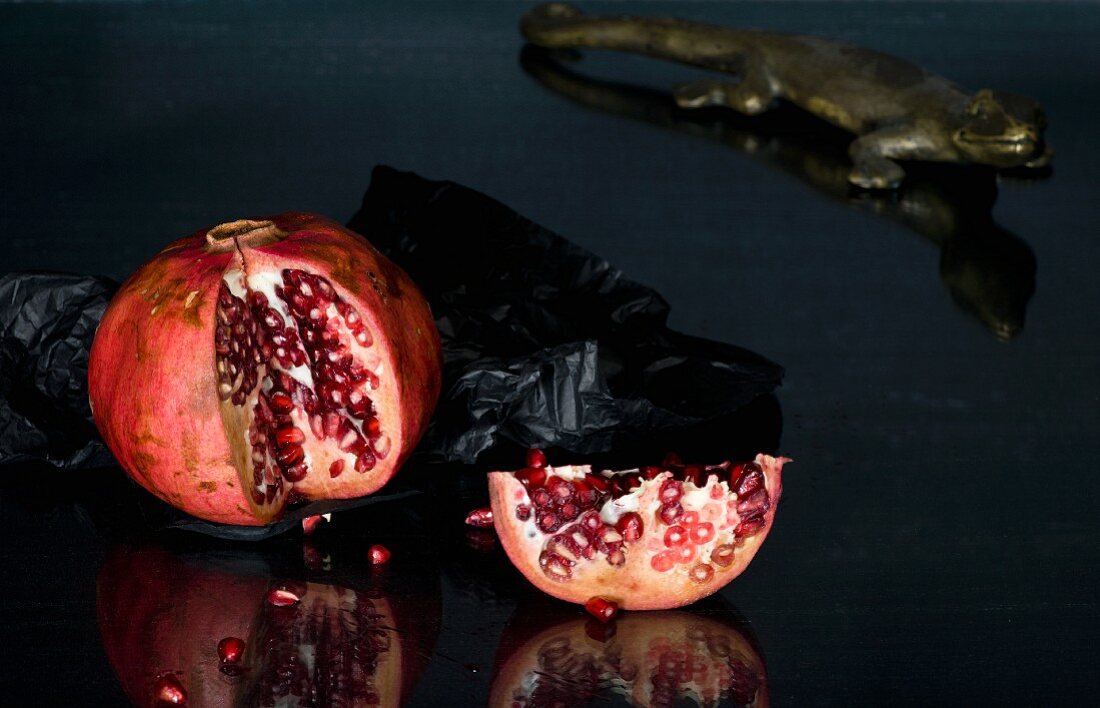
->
xmin=953 ymin=89 xmax=1051 ymax=169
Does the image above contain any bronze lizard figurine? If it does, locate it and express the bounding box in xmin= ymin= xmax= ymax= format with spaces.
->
xmin=522 ymin=3 xmax=1051 ymax=190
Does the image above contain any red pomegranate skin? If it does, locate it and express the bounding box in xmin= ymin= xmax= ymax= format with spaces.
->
xmin=88 ymin=213 xmax=442 ymax=525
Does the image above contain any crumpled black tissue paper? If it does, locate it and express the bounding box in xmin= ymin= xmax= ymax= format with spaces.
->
xmin=0 ymin=166 xmax=783 ymax=537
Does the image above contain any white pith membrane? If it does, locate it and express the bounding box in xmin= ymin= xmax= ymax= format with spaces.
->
xmin=245 ymin=583 xmax=400 ymax=707
xmin=507 ymin=456 xmax=775 ymax=584
xmin=496 ymin=615 xmax=766 ymax=708
xmin=215 ymin=264 xmax=389 ymax=514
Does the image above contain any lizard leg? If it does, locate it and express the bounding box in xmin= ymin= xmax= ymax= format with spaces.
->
xmin=673 ymin=60 xmax=777 ymax=116
xmin=847 ymin=125 xmax=924 ymax=190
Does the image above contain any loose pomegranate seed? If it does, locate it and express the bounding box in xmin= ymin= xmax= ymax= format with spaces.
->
xmin=154 ymin=674 xmax=187 ymax=705
xmin=301 ymin=514 xmax=328 ymax=536
xmin=516 ymin=466 xmax=548 ymax=489
xmin=266 ymin=588 xmax=300 ymax=607
xmin=368 ymin=544 xmax=391 ymax=565
xmin=526 ymin=448 xmax=548 ymax=468
xmin=584 ymin=596 xmax=619 ymax=622
xmin=464 ymin=507 xmax=494 ymax=528
xmin=614 ymin=512 xmax=644 ymax=542
xmin=217 ymin=636 xmax=246 ymax=664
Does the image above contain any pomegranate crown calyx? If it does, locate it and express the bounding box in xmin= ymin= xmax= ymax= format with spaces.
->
xmin=205 ymin=219 xmax=286 ymax=252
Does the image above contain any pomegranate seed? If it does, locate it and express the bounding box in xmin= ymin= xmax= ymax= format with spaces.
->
xmin=676 ymin=545 xmax=696 ymax=564
xmin=526 ymin=448 xmax=548 ymax=468
xmin=585 ymin=473 xmax=610 ymax=492
xmin=275 ymin=425 xmax=305 ymax=447
xmin=580 ymin=510 xmax=602 ymax=531
xmin=615 ymin=512 xmax=644 ymax=542
xmin=737 ymin=488 xmax=770 ymax=516
xmin=217 ymin=636 xmax=246 ymax=664
xmin=572 ymin=479 xmax=596 ymax=506
xmin=539 ymin=550 xmax=574 ymax=581
xmin=735 ymin=515 xmax=766 ymax=537
xmin=682 ymin=465 xmax=703 ymax=486
xmin=515 ymin=466 xmax=548 ymax=489
xmin=690 ymin=563 xmax=715 ymax=584
xmin=530 ymin=488 xmax=552 ymax=508
xmin=269 ymin=392 xmax=294 ymax=413
xmin=283 ymin=462 xmax=308 ymax=482
xmin=681 ymin=510 xmax=700 ymax=527
xmin=690 ymin=522 xmax=715 ymax=544
xmin=664 ymin=525 xmax=689 ymax=547
xmin=559 ymin=502 xmax=580 ymax=522
xmin=301 ymin=514 xmax=328 ymax=536
xmin=584 ymin=596 xmax=619 ymax=623
xmin=650 ymin=550 xmax=677 ymax=572
xmin=154 ymin=674 xmax=187 ymax=705
xmin=659 ymin=479 xmax=683 ymax=504
xmin=329 ymin=459 xmax=345 ymax=477
xmin=547 ymin=476 xmax=575 ymax=501
xmin=711 ymin=543 xmax=736 ymax=567
xmin=355 ymin=449 xmax=376 ymax=473
xmin=274 ymin=445 xmax=304 ymax=467
xmin=266 ymin=588 xmax=300 ymax=607
xmin=736 ymin=463 xmax=764 ymax=497
xmin=515 ymin=504 xmax=532 ymax=521
xmin=537 ymin=511 xmax=562 ymax=534
xmin=368 ymin=544 xmax=391 ymax=565
xmin=606 ymin=548 xmax=626 ymax=566
xmin=464 ymin=507 xmax=494 ymax=528
xmin=658 ymin=502 xmax=683 ymax=525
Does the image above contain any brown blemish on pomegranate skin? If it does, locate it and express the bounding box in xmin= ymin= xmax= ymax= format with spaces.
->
xmin=198 ymin=481 xmax=217 ymax=493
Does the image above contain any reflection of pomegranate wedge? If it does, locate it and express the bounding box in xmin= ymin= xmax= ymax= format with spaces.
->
xmin=490 ymin=609 xmax=769 ymax=707
xmin=97 ymin=545 xmax=439 ymax=707
xmin=88 ymin=214 xmax=442 ymax=525
xmin=489 ymin=452 xmax=788 ymax=609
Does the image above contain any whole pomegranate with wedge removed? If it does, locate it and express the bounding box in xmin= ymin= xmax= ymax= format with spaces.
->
xmin=489 ymin=451 xmax=787 ymax=609
xmin=88 ymin=214 xmax=442 ymax=525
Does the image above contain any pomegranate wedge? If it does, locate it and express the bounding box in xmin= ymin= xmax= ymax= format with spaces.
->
xmin=88 ymin=214 xmax=442 ymax=525
xmin=489 ymin=451 xmax=788 ymax=610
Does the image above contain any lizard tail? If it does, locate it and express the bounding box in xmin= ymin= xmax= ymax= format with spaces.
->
xmin=521 ymin=3 xmax=744 ymax=66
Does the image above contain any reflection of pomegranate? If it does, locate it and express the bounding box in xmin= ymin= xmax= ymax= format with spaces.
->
xmin=96 ymin=545 xmax=440 ymax=707
xmin=88 ymin=214 xmax=441 ymax=525
xmin=489 ymin=451 xmax=787 ymax=609
xmin=490 ymin=602 xmax=769 ymax=707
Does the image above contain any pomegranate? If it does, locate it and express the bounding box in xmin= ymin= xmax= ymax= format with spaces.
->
xmin=88 ymin=214 xmax=442 ymax=525
xmin=491 ymin=605 xmax=769 ymax=707
xmin=488 ymin=450 xmax=788 ymax=609
xmin=97 ymin=544 xmax=440 ymax=708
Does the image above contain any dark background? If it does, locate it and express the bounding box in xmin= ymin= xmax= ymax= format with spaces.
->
xmin=3 ymin=1 xmax=1099 ymax=706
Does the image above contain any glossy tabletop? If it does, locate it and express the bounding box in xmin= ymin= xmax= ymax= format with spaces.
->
xmin=2 ymin=2 xmax=1099 ymax=706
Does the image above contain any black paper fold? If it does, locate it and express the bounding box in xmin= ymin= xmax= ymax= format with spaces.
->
xmin=0 ymin=167 xmax=782 ymax=537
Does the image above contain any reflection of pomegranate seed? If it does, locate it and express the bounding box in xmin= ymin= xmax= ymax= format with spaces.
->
xmin=368 ymin=544 xmax=391 ymax=565
xmin=584 ymin=596 xmax=619 ymax=622
xmin=266 ymin=588 xmax=300 ymax=607
xmin=154 ymin=674 xmax=187 ymax=705
xmin=301 ymin=514 xmax=327 ymax=536
xmin=464 ymin=507 xmax=494 ymax=528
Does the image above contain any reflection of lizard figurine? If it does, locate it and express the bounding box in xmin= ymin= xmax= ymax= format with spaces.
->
xmin=520 ymin=46 xmax=1037 ymax=339
xmin=522 ymin=2 xmax=1052 ymax=190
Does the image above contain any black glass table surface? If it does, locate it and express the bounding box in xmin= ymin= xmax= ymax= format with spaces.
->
xmin=2 ymin=2 xmax=1099 ymax=706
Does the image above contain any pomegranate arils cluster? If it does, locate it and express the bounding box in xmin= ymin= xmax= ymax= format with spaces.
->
xmin=512 ymin=451 xmax=774 ymax=585
xmin=215 ymin=268 xmax=389 ymax=508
